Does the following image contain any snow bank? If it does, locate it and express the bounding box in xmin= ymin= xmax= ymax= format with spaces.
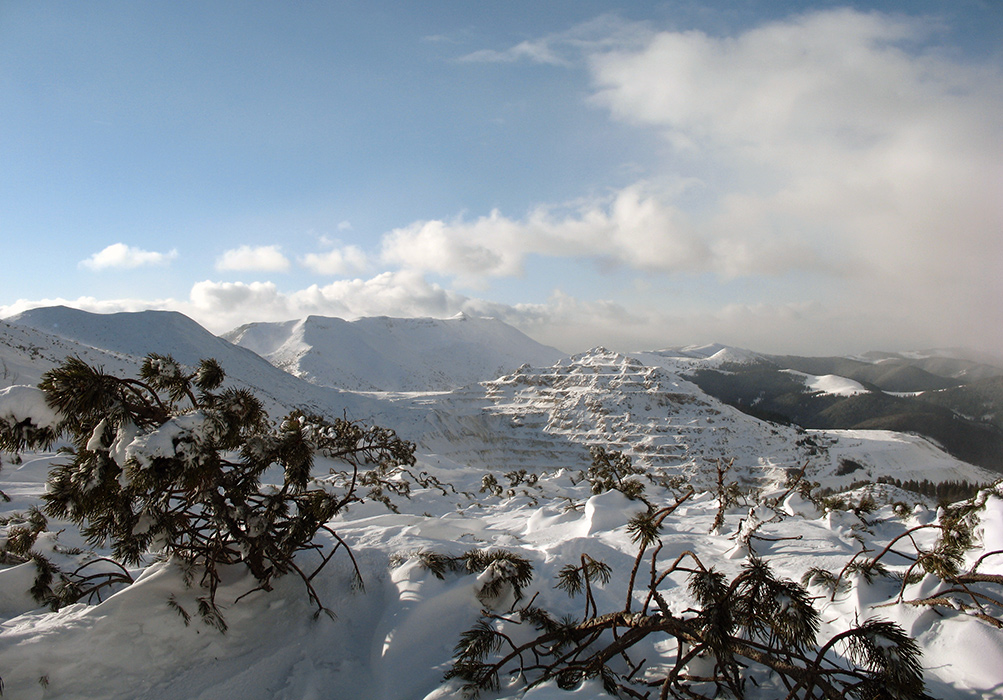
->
xmin=977 ymin=494 xmax=1003 ymax=575
xmin=582 ymin=489 xmax=648 ymax=535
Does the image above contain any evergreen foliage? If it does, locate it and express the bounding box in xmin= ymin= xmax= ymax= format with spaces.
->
xmin=0 ymin=353 xmax=419 ymax=620
xmin=442 ymin=477 xmax=940 ymax=699
xmin=875 ymin=476 xmax=983 ymax=503
xmin=446 ymin=536 xmax=930 ymax=698
xmin=581 ymin=445 xmax=647 ymax=501
xmin=812 ymin=482 xmax=1003 ymax=630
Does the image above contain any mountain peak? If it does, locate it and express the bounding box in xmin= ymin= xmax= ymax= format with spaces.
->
xmin=225 ymin=313 xmax=565 ymax=391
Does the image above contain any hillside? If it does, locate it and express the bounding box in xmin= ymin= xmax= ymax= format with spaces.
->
xmin=2 ymin=308 xmax=995 ymax=487
xmin=682 ymin=355 xmax=1003 ymax=474
xmin=222 ymin=313 xmax=565 ymax=392
xmin=0 ymin=318 xmax=140 ymax=389
xmin=914 ymin=375 xmax=1003 ymax=431
xmin=765 ymin=355 xmax=957 ymax=392
xmin=1 ymin=306 xmax=385 ymax=423
xmin=2 ymin=396 xmax=1002 ymax=699
xmin=408 ymin=349 xmax=996 ymax=490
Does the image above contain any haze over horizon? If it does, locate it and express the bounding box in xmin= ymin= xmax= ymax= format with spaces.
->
xmin=2 ymin=1 xmax=1001 ymax=356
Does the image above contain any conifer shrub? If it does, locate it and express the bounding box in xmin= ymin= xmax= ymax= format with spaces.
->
xmin=0 ymin=354 xmax=420 ymax=621
xmin=581 ymin=445 xmax=647 ymax=501
xmin=445 ymin=489 xmax=933 ymax=699
xmin=819 ymin=481 xmax=1003 ymax=629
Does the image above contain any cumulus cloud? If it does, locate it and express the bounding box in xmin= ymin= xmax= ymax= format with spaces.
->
xmin=587 ymin=9 xmax=1003 ymax=287
xmin=408 ymin=8 xmax=1003 ymax=351
xmin=0 ymin=295 xmax=175 ymax=319
xmin=17 ymin=10 xmax=1000 ymax=357
xmin=179 ymin=274 xmax=656 ymax=351
xmin=300 ymin=245 xmax=368 ymax=275
xmin=181 ymin=272 xmax=474 ymax=333
xmin=380 ymin=181 xmax=828 ymax=284
xmin=215 ymin=245 xmax=291 ymax=272
xmin=80 ymin=243 xmax=178 ymax=270
xmin=4 ymin=264 xmax=997 ymax=356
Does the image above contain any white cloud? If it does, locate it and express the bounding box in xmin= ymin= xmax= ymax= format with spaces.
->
xmin=15 ymin=10 xmax=1001 ymax=357
xmin=379 ymin=181 xmax=826 ymax=284
xmin=300 ymin=245 xmax=368 ymax=276
xmin=402 ymin=9 xmax=1003 ymax=351
xmin=587 ymin=8 xmax=1003 ymax=286
xmin=5 ymin=261 xmax=1000 ymax=356
xmin=0 ymin=295 xmax=175 ymax=319
xmin=215 ymin=245 xmax=291 ymax=273
xmin=79 ymin=243 xmax=178 ymax=270
xmin=181 ymin=272 xmax=474 ymax=333
xmin=460 ymin=40 xmax=570 ymax=66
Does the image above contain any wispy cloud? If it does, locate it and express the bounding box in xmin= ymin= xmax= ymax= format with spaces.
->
xmin=80 ymin=243 xmax=178 ymax=270
xmin=215 ymin=245 xmax=291 ymax=273
xmin=460 ymin=40 xmax=570 ymax=66
xmin=458 ymin=14 xmax=651 ymax=66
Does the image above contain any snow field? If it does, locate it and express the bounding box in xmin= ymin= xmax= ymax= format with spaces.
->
xmin=2 ymin=312 xmax=1002 ymax=699
xmin=4 ymin=452 xmax=1002 ymax=699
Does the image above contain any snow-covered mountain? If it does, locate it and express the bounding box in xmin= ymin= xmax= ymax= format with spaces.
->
xmin=1 ymin=306 xmax=385 ymax=422
xmin=641 ymin=342 xmax=763 ymax=368
xmin=410 ymin=348 xmax=995 ymax=490
xmin=2 ymin=307 xmax=994 ymax=488
xmin=0 ymin=317 xmax=140 ymax=389
xmin=222 ymin=313 xmax=565 ymax=392
xmin=3 ymin=309 xmax=1003 ymax=699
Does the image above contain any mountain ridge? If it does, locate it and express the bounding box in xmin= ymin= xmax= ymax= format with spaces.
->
xmin=1 ymin=306 xmax=384 ymax=421
xmin=222 ymin=312 xmax=565 ymax=392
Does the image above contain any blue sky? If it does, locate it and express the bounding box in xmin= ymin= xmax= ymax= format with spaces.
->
xmin=2 ymin=1 xmax=1001 ymax=355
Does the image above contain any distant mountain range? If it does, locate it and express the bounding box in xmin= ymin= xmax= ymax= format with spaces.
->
xmin=1 ymin=306 xmax=999 ymax=486
xmin=672 ymin=351 xmax=1003 ymax=473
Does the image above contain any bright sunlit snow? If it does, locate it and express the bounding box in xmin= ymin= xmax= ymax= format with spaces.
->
xmin=1 ymin=308 xmax=1002 ymax=699
xmin=781 ymin=370 xmax=870 ymax=397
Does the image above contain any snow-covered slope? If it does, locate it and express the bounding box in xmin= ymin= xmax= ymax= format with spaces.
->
xmin=223 ymin=313 xmax=565 ymax=392
xmin=0 ymin=318 xmax=141 ymax=389
xmin=3 ymin=308 xmax=992 ymax=490
xmin=781 ymin=369 xmax=870 ymax=396
xmin=642 ymin=343 xmax=763 ymax=368
xmin=2 ymin=307 xmax=387 ymax=424
xmin=410 ymin=349 xmax=995 ymax=490
xmin=3 ymin=314 xmax=1003 ymax=699
xmin=415 ymin=348 xmax=801 ymax=482
xmin=2 ymin=440 xmax=1001 ymax=699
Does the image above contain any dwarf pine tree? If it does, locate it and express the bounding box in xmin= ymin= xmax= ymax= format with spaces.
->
xmin=0 ymin=353 xmax=418 ymax=620
xmin=444 ymin=489 xmax=931 ymax=700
